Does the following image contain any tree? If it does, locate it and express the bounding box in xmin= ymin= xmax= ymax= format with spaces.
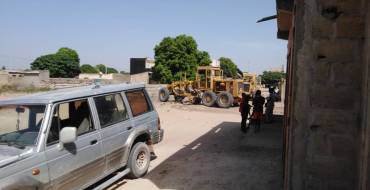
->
xmin=80 ymin=64 xmax=98 ymax=73
xmin=260 ymin=71 xmax=285 ymax=86
xmin=1 ymin=66 xmax=6 ymax=70
xmin=152 ymin=35 xmax=212 ymax=83
xmin=197 ymin=51 xmax=212 ymax=66
xmin=106 ymin=67 xmax=118 ymax=74
xmin=30 ymin=47 xmax=80 ymax=78
xmin=95 ymin=64 xmax=118 ymax=74
xmin=219 ymin=57 xmax=238 ymax=78
xmin=57 ymin=47 xmax=79 ymax=63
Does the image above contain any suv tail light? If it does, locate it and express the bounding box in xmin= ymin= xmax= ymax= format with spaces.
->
xmin=157 ymin=118 xmax=161 ymax=130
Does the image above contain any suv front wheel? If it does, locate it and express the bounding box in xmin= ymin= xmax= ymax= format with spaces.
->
xmin=127 ymin=142 xmax=150 ymax=178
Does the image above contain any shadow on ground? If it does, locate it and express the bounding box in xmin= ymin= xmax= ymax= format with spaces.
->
xmin=145 ymin=116 xmax=284 ymax=190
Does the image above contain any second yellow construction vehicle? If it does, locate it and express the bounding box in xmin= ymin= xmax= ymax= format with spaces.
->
xmin=158 ymin=66 xmax=250 ymax=108
xmin=242 ymin=72 xmax=258 ymax=95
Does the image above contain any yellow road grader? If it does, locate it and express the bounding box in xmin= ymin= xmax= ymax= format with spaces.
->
xmin=158 ymin=66 xmax=251 ymax=108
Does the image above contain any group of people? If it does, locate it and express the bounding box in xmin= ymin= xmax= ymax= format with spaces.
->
xmin=239 ymin=88 xmax=278 ymax=133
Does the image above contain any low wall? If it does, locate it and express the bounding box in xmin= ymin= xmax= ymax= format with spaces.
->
xmin=130 ymin=72 xmax=149 ymax=84
xmin=78 ymin=73 xmax=130 ymax=82
xmin=145 ymin=84 xmax=165 ymax=101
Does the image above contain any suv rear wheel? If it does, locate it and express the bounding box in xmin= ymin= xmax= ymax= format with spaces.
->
xmin=127 ymin=142 xmax=150 ymax=178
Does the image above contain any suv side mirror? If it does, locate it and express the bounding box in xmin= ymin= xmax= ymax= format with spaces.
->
xmin=59 ymin=127 xmax=77 ymax=150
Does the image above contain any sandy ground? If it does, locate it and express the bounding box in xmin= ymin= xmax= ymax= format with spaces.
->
xmin=107 ymin=100 xmax=284 ymax=190
xmin=0 ymin=92 xmax=284 ymax=190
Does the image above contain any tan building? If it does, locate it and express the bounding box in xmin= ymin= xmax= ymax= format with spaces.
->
xmin=268 ymin=0 xmax=370 ymax=189
xmin=0 ymin=70 xmax=49 ymax=87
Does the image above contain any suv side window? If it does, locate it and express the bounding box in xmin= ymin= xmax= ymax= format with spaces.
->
xmin=47 ymin=99 xmax=95 ymax=145
xmin=125 ymin=90 xmax=152 ymax=117
xmin=94 ymin=93 xmax=129 ymax=128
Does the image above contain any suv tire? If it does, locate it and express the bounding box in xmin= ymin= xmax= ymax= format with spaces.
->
xmin=127 ymin=142 xmax=150 ymax=179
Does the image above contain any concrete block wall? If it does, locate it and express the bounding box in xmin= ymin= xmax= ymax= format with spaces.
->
xmin=130 ymin=72 xmax=149 ymax=84
xmin=286 ymin=0 xmax=368 ymax=189
xmin=145 ymin=84 xmax=165 ymax=102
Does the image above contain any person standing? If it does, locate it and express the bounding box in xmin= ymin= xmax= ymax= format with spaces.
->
xmin=239 ymin=93 xmax=251 ymax=133
xmin=265 ymin=87 xmax=277 ymax=123
xmin=251 ymin=90 xmax=265 ymax=133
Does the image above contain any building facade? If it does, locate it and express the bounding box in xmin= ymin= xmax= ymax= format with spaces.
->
xmin=276 ymin=0 xmax=370 ymax=189
xmin=0 ymin=70 xmax=49 ymax=87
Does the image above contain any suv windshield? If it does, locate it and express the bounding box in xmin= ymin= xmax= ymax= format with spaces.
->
xmin=0 ymin=105 xmax=46 ymax=148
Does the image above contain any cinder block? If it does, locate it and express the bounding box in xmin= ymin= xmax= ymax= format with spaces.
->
xmin=312 ymin=16 xmax=335 ymax=39
xmin=304 ymin=176 xmax=323 ymax=190
xmin=314 ymin=39 xmax=361 ymax=62
xmin=329 ymin=135 xmax=357 ymax=159
xmin=307 ymin=133 xmax=331 ymax=156
xmin=309 ymin=84 xmax=355 ymax=110
xmin=309 ymin=110 xmax=359 ymax=136
xmin=327 ymin=179 xmax=355 ymax=190
xmin=337 ymin=0 xmax=365 ymax=15
xmin=311 ymin=60 xmax=332 ymax=85
xmin=332 ymin=61 xmax=362 ymax=87
xmin=308 ymin=154 xmax=357 ymax=180
xmin=336 ymin=16 xmax=365 ymax=38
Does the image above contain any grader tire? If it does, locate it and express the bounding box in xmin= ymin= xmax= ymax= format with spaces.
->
xmin=159 ymin=87 xmax=170 ymax=102
xmin=216 ymin=92 xmax=234 ymax=108
xmin=202 ymin=91 xmax=217 ymax=107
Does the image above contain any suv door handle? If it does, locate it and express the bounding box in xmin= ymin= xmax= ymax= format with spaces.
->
xmin=127 ymin=126 xmax=133 ymax=131
xmin=90 ymin=139 xmax=98 ymax=145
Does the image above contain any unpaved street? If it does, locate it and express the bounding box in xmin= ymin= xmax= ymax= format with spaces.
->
xmin=0 ymin=93 xmax=283 ymax=190
xmin=107 ymin=101 xmax=283 ymax=190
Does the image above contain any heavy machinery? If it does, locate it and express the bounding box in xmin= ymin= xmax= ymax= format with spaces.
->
xmin=158 ymin=66 xmax=249 ymax=108
xmin=242 ymin=72 xmax=258 ymax=95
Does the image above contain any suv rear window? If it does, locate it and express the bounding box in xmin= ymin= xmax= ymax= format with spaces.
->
xmin=126 ymin=90 xmax=152 ymax=117
xmin=94 ymin=93 xmax=129 ymax=128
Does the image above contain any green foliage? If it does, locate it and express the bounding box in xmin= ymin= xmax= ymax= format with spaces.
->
xmin=30 ymin=47 xmax=80 ymax=78
xmin=260 ymin=71 xmax=285 ymax=86
xmin=152 ymin=35 xmax=211 ymax=83
xmin=95 ymin=64 xmax=118 ymax=74
xmin=80 ymin=64 xmax=98 ymax=73
xmin=95 ymin=64 xmax=106 ymax=73
xmin=197 ymin=51 xmax=212 ymax=66
xmin=106 ymin=67 xmax=118 ymax=74
xmin=57 ymin=48 xmax=79 ymax=63
xmin=152 ymin=64 xmax=173 ymax=83
xmin=219 ymin=57 xmax=238 ymax=78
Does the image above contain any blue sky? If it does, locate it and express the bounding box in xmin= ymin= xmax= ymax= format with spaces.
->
xmin=0 ymin=0 xmax=286 ymax=74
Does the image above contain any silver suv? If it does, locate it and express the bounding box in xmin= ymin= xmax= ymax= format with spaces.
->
xmin=0 ymin=83 xmax=164 ymax=190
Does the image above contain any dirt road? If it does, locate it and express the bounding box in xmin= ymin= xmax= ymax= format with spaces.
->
xmin=107 ymin=101 xmax=283 ymax=190
xmin=0 ymin=92 xmax=283 ymax=190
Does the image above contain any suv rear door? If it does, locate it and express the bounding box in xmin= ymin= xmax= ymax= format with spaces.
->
xmin=92 ymin=92 xmax=132 ymax=172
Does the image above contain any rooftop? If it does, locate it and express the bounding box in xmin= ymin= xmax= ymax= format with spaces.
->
xmin=0 ymin=83 xmax=145 ymax=105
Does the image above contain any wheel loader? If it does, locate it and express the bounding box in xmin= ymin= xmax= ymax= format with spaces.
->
xmin=158 ymin=66 xmax=250 ymax=108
